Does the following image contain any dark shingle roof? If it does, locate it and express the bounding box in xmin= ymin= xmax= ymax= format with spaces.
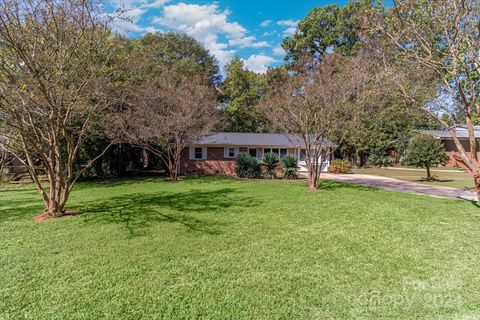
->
xmin=195 ymin=132 xmax=335 ymax=147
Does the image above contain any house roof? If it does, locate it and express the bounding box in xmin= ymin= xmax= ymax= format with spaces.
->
xmin=195 ymin=132 xmax=336 ymax=148
xmin=418 ymin=127 xmax=480 ymax=139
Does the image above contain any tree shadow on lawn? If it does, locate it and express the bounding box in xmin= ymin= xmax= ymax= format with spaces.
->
xmin=81 ymin=188 xmax=261 ymax=237
xmin=320 ymin=180 xmax=381 ymax=192
xmin=0 ymin=201 xmax=45 ymax=222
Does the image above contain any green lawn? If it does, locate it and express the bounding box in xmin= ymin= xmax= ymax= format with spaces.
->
xmin=1 ymin=177 xmax=479 ymax=319
xmin=354 ymin=167 xmax=475 ymax=190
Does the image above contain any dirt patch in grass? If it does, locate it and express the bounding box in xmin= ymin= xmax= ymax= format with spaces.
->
xmin=34 ymin=210 xmax=80 ymax=222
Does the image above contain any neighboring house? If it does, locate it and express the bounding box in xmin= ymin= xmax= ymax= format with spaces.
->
xmin=418 ymin=126 xmax=480 ymax=169
xmin=180 ymin=132 xmax=335 ymax=176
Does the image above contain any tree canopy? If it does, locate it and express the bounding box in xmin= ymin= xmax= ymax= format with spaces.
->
xmin=281 ymin=0 xmax=381 ymax=63
xmin=137 ymin=32 xmax=221 ymax=86
xmin=220 ymin=58 xmax=269 ymax=132
xmin=403 ymin=135 xmax=449 ymax=180
xmin=0 ymin=0 xmax=114 ymax=217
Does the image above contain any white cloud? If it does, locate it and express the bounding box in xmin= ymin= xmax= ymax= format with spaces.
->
xmin=146 ymin=0 xmax=169 ymax=8
xmin=243 ymin=55 xmax=277 ymax=73
xmin=282 ymin=27 xmax=297 ymax=37
xmin=276 ymin=20 xmax=298 ymax=37
xmin=110 ymin=19 xmax=146 ymax=33
xmin=277 ymin=19 xmax=299 ymax=27
xmin=229 ymin=36 xmax=270 ymax=48
xmin=109 ymin=0 xmax=169 ymax=8
xmin=152 ymin=3 xmax=269 ymax=67
xmin=107 ymin=0 xmax=169 ymax=34
xmin=273 ymin=46 xmax=286 ymax=56
xmin=260 ymin=20 xmax=272 ymax=27
xmin=144 ymin=26 xmax=162 ymax=33
xmin=124 ymin=7 xmax=146 ymax=20
xmin=109 ymin=7 xmax=147 ymax=34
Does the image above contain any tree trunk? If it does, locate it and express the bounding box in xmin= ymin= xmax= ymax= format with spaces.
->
xmin=44 ymin=181 xmax=69 ymax=217
xmin=308 ymin=167 xmax=320 ymax=190
xmin=426 ymin=166 xmax=431 ymax=180
xmin=473 ymin=172 xmax=480 ymax=201
xmin=168 ymin=157 xmax=179 ymax=182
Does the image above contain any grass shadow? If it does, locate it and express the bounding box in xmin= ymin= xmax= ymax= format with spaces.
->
xmin=468 ymin=200 xmax=480 ymax=208
xmin=320 ymin=180 xmax=380 ymax=192
xmin=81 ymin=187 xmax=261 ymax=237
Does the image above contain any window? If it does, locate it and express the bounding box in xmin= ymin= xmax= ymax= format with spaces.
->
xmin=263 ymin=148 xmax=287 ymax=158
xmin=300 ymin=149 xmax=306 ymax=161
xmin=228 ymin=148 xmax=235 ymax=158
xmin=249 ymin=148 xmax=257 ymax=158
xmin=194 ymin=147 xmax=203 ymax=160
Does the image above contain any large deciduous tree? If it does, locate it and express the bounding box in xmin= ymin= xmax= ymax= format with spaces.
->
xmin=108 ymin=71 xmax=220 ymax=182
xmin=375 ymin=0 xmax=480 ymax=198
xmin=105 ymin=32 xmax=221 ymax=181
xmin=0 ymin=0 xmax=113 ymax=217
xmin=263 ymin=52 xmax=376 ymax=190
xmin=220 ymin=58 xmax=269 ymax=133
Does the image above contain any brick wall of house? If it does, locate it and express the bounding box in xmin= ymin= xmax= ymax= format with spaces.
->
xmin=180 ymin=147 xmax=236 ymax=176
xmin=444 ymin=150 xmax=480 ymax=173
xmin=441 ymin=139 xmax=480 ymax=174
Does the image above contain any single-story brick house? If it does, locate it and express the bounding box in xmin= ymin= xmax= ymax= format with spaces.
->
xmin=180 ymin=132 xmax=335 ymax=176
xmin=418 ymin=126 xmax=480 ymax=169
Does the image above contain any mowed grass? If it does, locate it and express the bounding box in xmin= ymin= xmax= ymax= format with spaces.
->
xmin=1 ymin=177 xmax=479 ymax=319
xmin=354 ymin=167 xmax=474 ymax=190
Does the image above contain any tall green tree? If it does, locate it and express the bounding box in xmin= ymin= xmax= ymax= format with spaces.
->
xmin=403 ymin=135 xmax=449 ymax=180
xmin=220 ymin=58 xmax=268 ymax=132
xmin=281 ymin=0 xmax=382 ymax=62
xmin=138 ymin=32 xmax=220 ymax=86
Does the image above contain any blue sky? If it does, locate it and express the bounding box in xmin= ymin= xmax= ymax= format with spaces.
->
xmin=104 ymin=0 xmax=378 ymax=73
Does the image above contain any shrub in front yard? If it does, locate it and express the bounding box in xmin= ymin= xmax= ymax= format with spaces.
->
xmin=328 ymin=159 xmax=352 ymax=174
xmin=402 ymin=134 xmax=449 ymax=181
xmin=236 ymin=153 xmax=261 ymax=178
xmin=261 ymin=152 xmax=280 ymax=179
xmin=282 ymin=154 xmax=298 ymax=179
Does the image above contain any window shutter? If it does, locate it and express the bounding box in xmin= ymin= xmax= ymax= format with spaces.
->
xmin=189 ymin=147 xmax=195 ymax=160
xmin=224 ymin=147 xmax=228 ymax=158
xmin=202 ymin=147 xmax=208 ymax=160
xmin=235 ymin=147 xmax=239 ymax=158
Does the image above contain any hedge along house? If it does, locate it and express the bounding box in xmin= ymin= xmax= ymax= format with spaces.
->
xmin=179 ymin=132 xmax=335 ymax=176
xmin=418 ymin=126 xmax=480 ymax=171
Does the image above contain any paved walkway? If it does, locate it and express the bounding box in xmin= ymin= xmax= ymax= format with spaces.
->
xmin=320 ymin=173 xmax=477 ymax=201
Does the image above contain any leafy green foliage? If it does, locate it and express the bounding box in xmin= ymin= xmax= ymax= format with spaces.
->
xmin=221 ymin=58 xmax=269 ymax=132
xmin=281 ymin=0 xmax=380 ymax=62
xmin=261 ymin=152 xmax=280 ymax=179
xmin=403 ymin=134 xmax=449 ymax=180
xmin=138 ymin=32 xmax=221 ymax=86
xmin=282 ymin=154 xmax=298 ymax=179
xmin=328 ymin=159 xmax=352 ymax=174
xmin=368 ymin=153 xmax=395 ymax=168
xmin=235 ymin=153 xmax=261 ymax=178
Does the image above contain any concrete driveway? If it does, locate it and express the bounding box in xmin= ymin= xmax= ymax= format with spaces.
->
xmin=319 ymin=173 xmax=477 ymax=201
